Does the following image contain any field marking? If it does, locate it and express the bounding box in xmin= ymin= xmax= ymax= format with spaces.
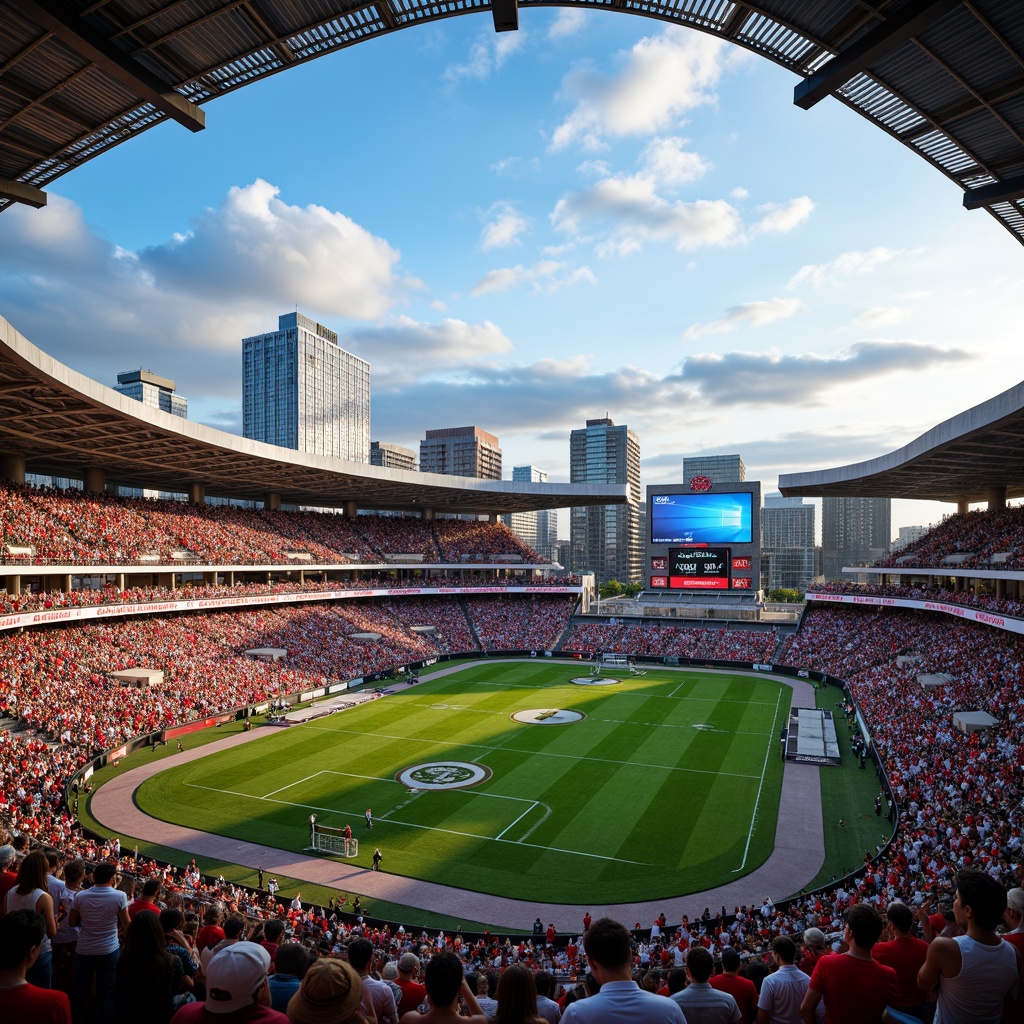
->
xmin=666 ymin=679 xmax=689 ymax=699
xmin=732 ymin=687 xmax=784 ymax=874
xmin=184 ymin=783 xmax=645 ymax=865
xmin=263 ymin=772 xmax=332 ymax=799
xmin=494 ymin=801 xmax=540 ymax=841
xmin=296 ymin=724 xmax=761 ymax=780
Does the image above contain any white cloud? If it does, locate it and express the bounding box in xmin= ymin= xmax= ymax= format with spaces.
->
xmin=548 ymin=9 xmax=586 ymax=40
xmin=444 ymin=31 xmax=524 ymax=81
xmin=639 ymin=137 xmax=712 ymax=188
xmin=753 ymin=196 xmax=814 ymax=235
xmin=552 ymin=175 xmax=742 ymax=252
xmin=470 ymin=260 xmax=596 ymax=296
xmin=0 ymin=184 xmax=409 ymax=402
xmin=788 ymin=246 xmax=908 ymax=289
xmin=852 ymin=306 xmax=909 ymax=328
xmin=551 ymin=30 xmax=731 ymax=151
xmin=684 ymin=298 xmax=806 ymax=339
xmin=480 ymin=202 xmax=530 ymax=250
xmin=730 ymin=186 xmax=749 ymax=199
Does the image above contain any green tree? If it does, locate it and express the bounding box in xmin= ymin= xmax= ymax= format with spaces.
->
xmin=599 ymin=579 xmax=624 ymax=599
xmin=767 ymin=588 xmax=805 ymax=603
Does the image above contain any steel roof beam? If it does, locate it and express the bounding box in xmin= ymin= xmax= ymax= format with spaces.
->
xmin=794 ymin=0 xmax=963 ymax=110
xmin=491 ymin=0 xmax=518 ymax=33
xmin=11 ymin=0 xmax=206 ymax=133
xmin=0 ymin=177 xmax=46 ymax=207
xmin=963 ymin=172 xmax=1024 ymax=209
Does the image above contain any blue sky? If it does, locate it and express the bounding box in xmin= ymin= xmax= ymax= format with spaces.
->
xmin=2 ymin=11 xmax=1022 ymax=539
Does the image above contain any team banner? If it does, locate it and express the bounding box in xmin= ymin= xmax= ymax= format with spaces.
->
xmin=806 ymin=592 xmax=1023 ymax=635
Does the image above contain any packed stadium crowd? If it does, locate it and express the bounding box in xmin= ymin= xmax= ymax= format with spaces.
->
xmin=877 ymin=505 xmax=1024 ymax=570
xmin=0 ymin=483 xmax=546 ymax=566
xmin=561 ymin=622 xmax=780 ymax=663
xmin=807 ymin=579 xmax=1024 ymax=618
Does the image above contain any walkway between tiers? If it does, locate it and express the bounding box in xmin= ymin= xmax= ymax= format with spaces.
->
xmin=89 ymin=662 xmax=825 ymax=932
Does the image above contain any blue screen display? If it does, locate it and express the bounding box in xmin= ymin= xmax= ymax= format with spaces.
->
xmin=650 ymin=492 xmax=753 ymax=544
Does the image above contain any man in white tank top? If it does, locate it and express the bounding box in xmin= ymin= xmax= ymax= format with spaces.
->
xmin=917 ymin=868 xmax=1020 ymax=1024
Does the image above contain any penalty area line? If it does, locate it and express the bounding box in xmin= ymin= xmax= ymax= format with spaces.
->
xmin=184 ymin=783 xmax=648 ymax=865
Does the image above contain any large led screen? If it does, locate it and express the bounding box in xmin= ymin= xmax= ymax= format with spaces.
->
xmin=651 ymin=492 xmax=753 ymax=545
xmin=668 ymin=547 xmax=731 ymax=589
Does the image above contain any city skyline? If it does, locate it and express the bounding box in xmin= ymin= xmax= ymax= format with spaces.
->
xmin=0 ymin=13 xmax=1020 ymax=538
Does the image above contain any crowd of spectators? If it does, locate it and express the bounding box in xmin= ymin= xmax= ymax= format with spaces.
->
xmin=465 ymin=598 xmax=575 ymax=652
xmin=0 ymin=483 xmax=549 ymax=567
xmin=878 ymin=504 xmax=1024 ymax=569
xmin=561 ymin=623 xmax=780 ymax=663
xmin=807 ymin=579 xmax=1024 ymax=619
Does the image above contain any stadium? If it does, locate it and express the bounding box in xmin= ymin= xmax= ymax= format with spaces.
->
xmin=2 ymin=1 xmax=1024 ymax=1022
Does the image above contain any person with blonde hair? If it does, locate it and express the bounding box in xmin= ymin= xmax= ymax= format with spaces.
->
xmin=287 ymin=959 xmax=369 ymax=1024
xmin=492 ymin=964 xmax=544 ymax=1024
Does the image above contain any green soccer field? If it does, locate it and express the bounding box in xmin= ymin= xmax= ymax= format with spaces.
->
xmin=136 ymin=663 xmax=789 ymax=904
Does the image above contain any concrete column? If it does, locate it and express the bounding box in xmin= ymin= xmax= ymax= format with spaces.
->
xmin=423 ymin=508 xmax=436 ymax=521
xmin=204 ymin=571 xmax=217 ymax=587
xmin=83 ymin=467 xmax=105 ymax=494
xmin=63 ymin=574 xmax=72 ymax=593
xmin=265 ymin=492 xmax=281 ymax=511
xmin=299 ymin=569 xmax=305 ymax=584
xmin=188 ymin=482 xmax=206 ymax=505
xmin=344 ymin=500 xmax=357 ymax=518
xmin=116 ymin=573 xmax=125 ymax=591
xmin=0 ymin=453 xmax=25 ymax=485
xmin=996 ymin=577 xmax=1005 ymax=599
xmin=3 ymin=575 xmax=20 ymax=597
xmin=957 ymin=499 xmax=970 ymax=515
xmin=987 ymin=486 xmax=1007 ymax=511
xmin=488 ymin=514 xmax=498 ymax=524
xmin=229 ymin=571 xmax=235 ymax=587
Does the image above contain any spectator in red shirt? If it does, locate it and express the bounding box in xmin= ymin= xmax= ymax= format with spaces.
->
xmin=871 ymin=902 xmax=928 ymax=1019
xmin=395 ymin=952 xmax=426 ymax=1017
xmin=127 ymin=878 xmax=163 ymax=920
xmin=711 ymin=948 xmax=758 ymax=1022
xmin=0 ymin=909 xmax=71 ymax=1024
xmin=800 ymin=904 xmax=898 ymax=1024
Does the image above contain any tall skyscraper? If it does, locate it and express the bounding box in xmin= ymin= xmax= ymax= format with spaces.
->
xmin=570 ymin=418 xmax=641 ymax=584
xmin=114 ymin=370 xmax=187 ymax=418
xmin=242 ymin=312 xmax=370 ymax=462
xmin=502 ymin=465 xmax=558 ymax=561
xmin=419 ymin=426 xmax=501 ymax=479
xmin=822 ymin=496 xmax=891 ymax=580
xmin=761 ymin=494 xmax=815 ymax=591
xmin=683 ymin=453 xmax=745 ymax=485
xmin=370 ymin=441 xmax=417 ymax=472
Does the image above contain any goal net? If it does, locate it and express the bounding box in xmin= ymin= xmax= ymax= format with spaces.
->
xmin=601 ymin=653 xmax=629 ymax=667
xmin=308 ymin=823 xmax=359 ymax=858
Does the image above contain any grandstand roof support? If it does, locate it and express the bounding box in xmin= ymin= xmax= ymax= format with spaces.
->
xmin=188 ymin=482 xmax=206 ymax=505
xmin=83 ymin=467 xmax=104 ymax=494
xmin=962 ymin=173 xmax=1024 ymax=210
xmin=0 ymin=177 xmax=46 ymax=208
xmin=13 ymin=0 xmax=206 ymax=133
xmin=794 ymin=0 xmax=963 ymax=111
xmin=491 ymin=0 xmax=519 ymax=33
xmin=266 ymin=492 xmax=281 ymax=511
xmin=0 ymin=453 xmax=25 ymax=485
xmin=988 ymin=485 xmax=1007 ymax=509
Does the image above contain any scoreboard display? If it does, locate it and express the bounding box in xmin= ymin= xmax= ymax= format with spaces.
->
xmin=668 ymin=547 xmax=731 ymax=589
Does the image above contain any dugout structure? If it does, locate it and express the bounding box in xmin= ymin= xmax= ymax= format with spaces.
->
xmin=307 ymin=822 xmax=359 ymax=858
xmin=783 ymin=708 xmax=841 ymax=766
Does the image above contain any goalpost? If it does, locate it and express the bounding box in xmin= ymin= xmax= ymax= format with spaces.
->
xmin=601 ymin=653 xmax=629 ymax=667
xmin=306 ymin=821 xmax=359 ymax=858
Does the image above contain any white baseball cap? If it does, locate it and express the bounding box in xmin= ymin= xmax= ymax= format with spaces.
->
xmin=205 ymin=942 xmax=270 ymax=1014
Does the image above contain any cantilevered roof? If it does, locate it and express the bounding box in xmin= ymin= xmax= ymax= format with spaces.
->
xmin=3 ymin=2 xmax=1024 ymax=242
xmin=0 ymin=314 xmax=628 ymax=513
xmin=778 ymin=377 xmax=1024 ymax=503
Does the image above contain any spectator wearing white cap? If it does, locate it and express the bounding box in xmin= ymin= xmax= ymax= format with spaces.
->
xmin=1003 ymin=887 xmax=1024 ymax=956
xmin=171 ymin=941 xmax=287 ymax=1022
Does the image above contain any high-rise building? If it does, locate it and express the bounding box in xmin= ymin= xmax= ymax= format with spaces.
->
xmin=822 ymin=496 xmax=891 ymax=580
xmin=502 ymin=465 xmax=558 ymax=561
xmin=894 ymin=524 xmax=930 ymax=550
xmin=242 ymin=312 xmax=370 ymax=462
xmin=370 ymin=441 xmax=417 ymax=472
xmin=114 ymin=370 xmax=187 ymax=418
xmin=682 ymin=454 xmax=745 ymax=485
xmin=419 ymin=426 xmax=501 ymax=480
xmin=570 ymin=418 xmax=641 ymax=584
xmin=761 ymin=494 xmax=815 ymax=591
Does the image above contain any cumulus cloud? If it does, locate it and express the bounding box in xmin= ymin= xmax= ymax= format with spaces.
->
xmin=342 ymin=316 xmax=514 ymax=388
xmin=678 ymin=340 xmax=972 ymax=406
xmin=752 ymin=196 xmax=814 ymax=235
xmin=852 ymin=306 xmax=909 ymax=328
xmin=470 ymin=260 xmax=596 ymax=296
xmin=480 ymin=202 xmax=529 ymax=250
xmin=0 ymin=184 xmax=410 ymax=403
xmin=788 ymin=247 xmax=907 ymax=289
xmin=551 ymin=30 xmax=732 ymax=150
xmin=730 ymin=186 xmax=749 ymax=200
xmin=548 ymin=9 xmax=586 ymax=40
xmin=684 ymin=298 xmax=806 ymax=340
xmin=638 ymin=137 xmax=712 ymax=187
xmin=444 ymin=31 xmax=524 ymax=81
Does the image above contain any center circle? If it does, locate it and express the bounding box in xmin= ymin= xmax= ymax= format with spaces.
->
xmin=511 ymin=708 xmax=586 ymax=725
xmin=569 ymin=676 xmax=621 ymax=686
xmin=396 ymin=761 xmax=491 ymax=790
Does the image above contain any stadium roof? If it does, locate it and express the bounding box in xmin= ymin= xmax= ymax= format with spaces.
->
xmin=0 ymin=313 xmax=629 ymax=513
xmin=778 ymin=376 xmax=1024 ymax=503
xmin=3 ymin=2 xmax=1024 ymax=242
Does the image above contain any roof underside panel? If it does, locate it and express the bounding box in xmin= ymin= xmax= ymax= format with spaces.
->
xmin=3 ymin=1 xmax=1024 ymax=244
